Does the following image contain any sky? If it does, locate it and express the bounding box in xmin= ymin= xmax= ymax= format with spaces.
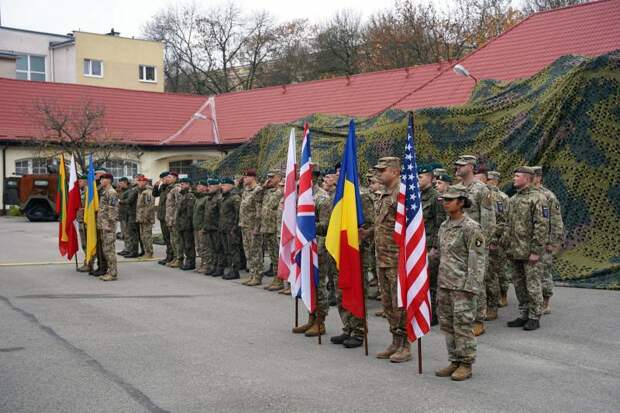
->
xmin=0 ymin=0 xmax=397 ymax=38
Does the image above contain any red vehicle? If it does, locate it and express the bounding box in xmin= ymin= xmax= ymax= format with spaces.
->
xmin=4 ymin=174 xmax=58 ymax=221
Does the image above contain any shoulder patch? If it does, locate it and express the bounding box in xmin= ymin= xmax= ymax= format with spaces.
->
xmin=496 ymin=201 xmax=504 ymax=213
xmin=110 ymin=197 xmax=118 ymax=207
xmin=542 ymin=206 xmax=550 ymax=218
xmin=475 ymin=238 xmax=483 ymax=248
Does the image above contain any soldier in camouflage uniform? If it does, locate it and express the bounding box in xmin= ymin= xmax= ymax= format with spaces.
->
xmin=92 ymin=169 xmax=109 ymax=276
xmin=136 ymin=176 xmax=155 ymax=259
xmin=116 ymin=178 xmax=129 ymax=254
xmin=261 ymin=170 xmax=284 ymax=290
xmin=418 ymin=164 xmax=447 ymax=326
xmin=322 ymin=171 xmax=338 ymax=307
xmin=165 ymin=172 xmax=183 ymax=268
xmin=192 ymin=180 xmax=209 ymax=273
xmin=119 ymin=178 xmax=140 ymax=258
xmin=153 ymin=172 xmax=174 ymax=265
xmin=503 ymin=167 xmax=550 ymax=331
xmin=361 ymin=172 xmax=378 ymax=298
xmin=486 ymin=171 xmax=511 ymax=315
xmin=454 ymin=155 xmax=496 ymax=336
xmin=373 ymin=157 xmax=410 ymax=363
xmin=434 ymin=185 xmax=486 ymax=381
xmin=219 ymin=178 xmax=242 ymax=280
xmin=293 ymin=167 xmax=332 ymax=337
xmin=533 ymin=166 xmax=564 ymax=315
xmin=203 ymin=178 xmax=224 ymax=276
xmin=175 ymin=177 xmax=196 ymax=270
xmin=239 ymin=169 xmax=264 ymax=286
xmin=97 ymin=173 xmax=119 ymax=281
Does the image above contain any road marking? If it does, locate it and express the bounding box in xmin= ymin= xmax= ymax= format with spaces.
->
xmin=0 ymin=258 xmax=159 ymax=267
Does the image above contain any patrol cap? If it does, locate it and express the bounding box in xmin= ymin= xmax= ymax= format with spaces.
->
xmin=514 ymin=166 xmax=535 ymax=175
xmin=374 ymin=157 xmax=400 ymax=170
xmin=244 ymin=168 xmax=257 ymax=177
xmin=159 ymin=171 xmax=170 ymax=178
xmin=220 ymin=177 xmax=234 ymax=185
xmin=436 ymin=174 xmax=453 ymax=183
xmin=439 ymin=184 xmax=471 ymax=207
xmin=417 ymin=164 xmax=433 ymax=175
xmin=487 ymin=171 xmax=501 ymax=180
xmin=454 ymin=155 xmax=477 ymax=166
xmin=267 ymin=168 xmax=283 ymax=177
xmin=100 ymin=172 xmax=113 ymax=180
xmin=179 ymin=177 xmax=192 ymax=184
xmin=433 ymin=168 xmax=447 ymax=177
xmin=532 ymin=166 xmax=543 ymax=176
xmin=208 ymin=178 xmax=221 ymax=185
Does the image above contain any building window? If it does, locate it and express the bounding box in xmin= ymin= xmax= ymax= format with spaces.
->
xmin=16 ymin=54 xmax=46 ymax=81
xmin=102 ymin=159 xmax=138 ymax=179
xmin=14 ymin=158 xmax=53 ymax=175
xmin=139 ymin=65 xmax=156 ymax=82
xmin=83 ymin=59 xmax=103 ymax=77
xmin=168 ymin=160 xmax=194 ymax=176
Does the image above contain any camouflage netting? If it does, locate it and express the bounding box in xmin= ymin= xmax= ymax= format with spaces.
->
xmin=215 ymin=50 xmax=620 ymax=289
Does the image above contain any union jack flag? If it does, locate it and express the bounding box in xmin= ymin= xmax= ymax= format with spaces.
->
xmin=294 ymin=123 xmax=318 ymax=312
xmin=394 ymin=113 xmax=432 ymax=341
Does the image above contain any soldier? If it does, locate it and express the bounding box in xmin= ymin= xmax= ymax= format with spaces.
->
xmin=91 ymin=167 xmax=109 ymax=277
xmin=203 ymin=178 xmax=224 ymax=276
xmin=502 ymin=167 xmax=549 ymax=331
xmin=97 ymin=173 xmax=119 ymax=281
xmin=418 ymin=164 xmax=447 ymax=326
xmin=434 ymin=185 xmax=486 ymax=381
xmin=362 ymin=172 xmax=378 ymax=299
xmin=372 ymin=157 xmax=410 ymax=363
xmin=192 ymin=180 xmax=209 ymax=273
xmin=322 ymin=170 xmax=338 ymax=307
xmin=175 ymin=177 xmax=196 ymax=270
xmin=76 ymin=174 xmax=90 ymax=272
xmin=153 ymin=171 xmax=174 ymax=265
xmin=533 ymin=166 xmax=564 ymax=314
xmin=165 ymin=172 xmax=183 ymax=268
xmin=486 ymin=171 xmax=510 ymax=315
xmin=261 ymin=170 xmax=285 ymax=291
xmin=435 ymin=174 xmax=453 ymax=194
xmin=136 ymin=175 xmax=155 ymax=259
xmin=239 ymin=169 xmax=264 ymax=286
xmin=219 ymin=177 xmax=242 ymax=280
xmin=454 ymin=155 xmax=496 ymax=336
xmin=118 ymin=177 xmax=140 ymax=258
xmin=369 ymin=174 xmax=385 ymax=308
xmin=294 ymin=166 xmax=332 ymax=337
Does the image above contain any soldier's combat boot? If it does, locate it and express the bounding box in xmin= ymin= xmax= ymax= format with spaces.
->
xmin=77 ymin=262 xmax=90 ymax=272
xmin=343 ymin=336 xmax=364 ymax=349
xmin=304 ymin=316 xmax=325 ymax=337
xmin=499 ymin=293 xmax=508 ymax=307
xmin=125 ymin=252 xmax=140 ymax=258
xmin=246 ymin=276 xmax=263 ymax=286
xmin=390 ymin=340 xmax=412 ymax=363
xmin=267 ymin=277 xmax=284 ymax=291
xmin=542 ymin=297 xmax=551 ymax=315
xmin=279 ymin=285 xmax=291 ymax=295
xmin=222 ymin=270 xmax=240 ymax=280
xmin=485 ymin=308 xmax=498 ymax=321
xmin=376 ymin=336 xmax=400 ymax=359
xmin=451 ymin=364 xmax=472 ymax=381
xmin=261 ymin=264 xmax=274 ymax=278
xmin=523 ymin=319 xmax=540 ymax=331
xmin=181 ymin=259 xmax=196 ymax=271
xmin=213 ymin=267 xmax=224 ymax=277
xmin=473 ymin=321 xmax=485 ymax=336
xmin=99 ymin=273 xmax=118 ymax=282
xmin=330 ymin=333 xmax=350 ymax=345
xmin=241 ymin=274 xmax=255 ymax=285
xmin=292 ymin=314 xmax=315 ymax=334
xmin=507 ymin=317 xmax=528 ymax=327
xmin=158 ymin=258 xmax=168 ymax=265
xmin=167 ymin=259 xmax=182 ymax=268
xmin=142 ymin=254 xmax=154 ymax=260
xmin=93 ymin=268 xmax=107 ymax=277
xmin=435 ymin=363 xmax=459 ymax=377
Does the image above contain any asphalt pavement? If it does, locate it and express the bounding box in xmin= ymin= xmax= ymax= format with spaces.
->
xmin=0 ymin=216 xmax=618 ymax=413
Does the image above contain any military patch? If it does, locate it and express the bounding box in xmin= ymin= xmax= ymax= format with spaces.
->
xmin=475 ymin=238 xmax=483 ymax=248
xmin=110 ymin=197 xmax=118 ymax=206
xmin=496 ymin=201 xmax=504 ymax=213
xmin=483 ymin=192 xmax=493 ymax=207
xmin=555 ymin=204 xmax=560 ymax=210
xmin=542 ymin=206 xmax=550 ymax=218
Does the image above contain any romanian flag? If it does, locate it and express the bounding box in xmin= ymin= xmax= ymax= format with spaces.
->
xmin=55 ymin=155 xmax=69 ymax=256
xmin=326 ymin=120 xmax=365 ymax=318
xmin=83 ymin=154 xmax=99 ymax=263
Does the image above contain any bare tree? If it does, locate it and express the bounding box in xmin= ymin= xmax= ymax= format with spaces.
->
xmin=313 ymin=9 xmax=364 ymax=76
xmin=521 ymin=0 xmax=588 ymax=14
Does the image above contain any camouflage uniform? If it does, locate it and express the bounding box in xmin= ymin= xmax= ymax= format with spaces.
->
xmin=175 ymin=188 xmax=196 ymax=265
xmin=437 ymin=214 xmax=486 ymax=365
xmin=421 ymin=185 xmax=446 ymax=320
xmin=192 ymin=192 xmax=208 ymax=271
xmin=119 ymin=185 xmax=139 ymax=255
xmin=165 ymin=183 xmax=183 ymax=261
xmin=219 ymin=188 xmax=242 ymax=273
xmin=374 ymin=182 xmax=407 ymax=339
xmin=539 ymin=186 xmax=564 ymax=298
xmin=314 ymin=184 xmax=333 ymax=320
xmin=136 ymin=185 xmax=155 ymax=257
xmin=97 ymin=185 xmax=119 ymax=277
xmin=94 ymin=184 xmax=108 ymax=273
xmin=203 ymin=190 xmax=224 ymax=274
xmin=239 ymin=184 xmax=264 ymax=277
xmin=260 ymin=185 xmax=284 ymax=276
xmin=153 ymin=183 xmax=173 ymax=261
xmin=487 ymin=184 xmax=510 ymax=310
xmin=462 ymin=179 xmax=496 ymax=322
xmin=502 ymin=185 xmax=549 ymax=321
xmin=359 ymin=186 xmax=376 ymax=286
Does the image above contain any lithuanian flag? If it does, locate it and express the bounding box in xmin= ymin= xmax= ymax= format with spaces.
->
xmin=326 ymin=120 xmax=365 ymax=318
xmin=55 ymin=154 xmax=69 ymax=256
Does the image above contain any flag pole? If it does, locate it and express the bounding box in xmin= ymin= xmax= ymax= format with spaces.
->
xmin=361 ymin=257 xmax=368 ymax=356
xmin=418 ymin=338 xmax=423 ymax=374
xmin=315 ymin=290 xmax=321 ymax=345
xmin=74 ymin=253 xmax=78 ymax=271
xmin=294 ymin=296 xmax=299 ymax=328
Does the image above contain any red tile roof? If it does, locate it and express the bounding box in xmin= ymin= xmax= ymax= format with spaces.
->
xmin=1 ymin=0 xmax=618 ymax=146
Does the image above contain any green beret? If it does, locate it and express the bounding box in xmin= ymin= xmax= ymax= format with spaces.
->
xmin=220 ymin=177 xmax=234 ymax=185
xmin=78 ymin=174 xmax=88 ymax=180
xmin=118 ymin=177 xmax=129 ymax=183
xmin=196 ymin=180 xmax=208 ymax=186
xmin=179 ymin=177 xmax=192 ymax=184
xmin=208 ymin=178 xmax=221 ymax=185
xmin=429 ymin=162 xmax=443 ymax=171
xmin=417 ymin=164 xmax=433 ymax=175
xmin=437 ymin=174 xmax=453 ymax=183
xmin=159 ymin=171 xmax=170 ymax=178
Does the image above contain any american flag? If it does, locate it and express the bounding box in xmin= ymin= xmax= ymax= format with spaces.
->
xmin=294 ymin=123 xmax=318 ymax=312
xmin=394 ymin=114 xmax=432 ymax=341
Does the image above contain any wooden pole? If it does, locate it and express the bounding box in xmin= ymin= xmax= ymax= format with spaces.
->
xmin=295 ymin=296 xmax=299 ymax=328
xmin=417 ymin=338 xmax=423 ymax=374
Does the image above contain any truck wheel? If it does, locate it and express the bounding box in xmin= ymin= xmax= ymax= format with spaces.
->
xmin=26 ymin=205 xmax=56 ymax=222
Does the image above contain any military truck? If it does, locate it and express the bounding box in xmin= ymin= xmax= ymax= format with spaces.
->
xmin=3 ymin=174 xmax=58 ymax=222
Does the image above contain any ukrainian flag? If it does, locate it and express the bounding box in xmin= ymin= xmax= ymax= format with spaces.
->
xmin=83 ymin=154 xmax=99 ymax=263
xmin=326 ymin=120 xmax=365 ymax=318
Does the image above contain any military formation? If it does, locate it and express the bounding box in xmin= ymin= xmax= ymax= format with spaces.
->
xmin=72 ymin=154 xmax=564 ymax=382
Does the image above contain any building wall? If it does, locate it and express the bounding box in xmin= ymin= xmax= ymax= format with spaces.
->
xmin=51 ymin=44 xmax=76 ymax=83
xmin=0 ymin=27 xmax=71 ymax=81
xmin=74 ymin=32 xmax=164 ymax=92
xmin=0 ymin=58 xmax=16 ymax=78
